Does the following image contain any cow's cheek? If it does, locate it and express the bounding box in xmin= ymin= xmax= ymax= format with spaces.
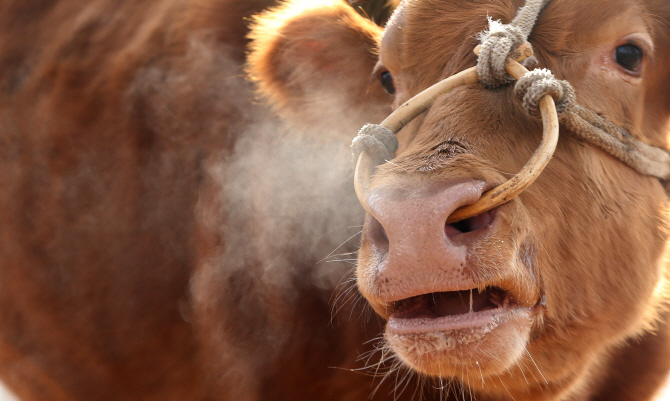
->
xmin=542 ymin=149 xmax=665 ymax=326
xmin=515 ymin=145 xmax=668 ymax=384
xmin=356 ymin=235 xmax=389 ymax=317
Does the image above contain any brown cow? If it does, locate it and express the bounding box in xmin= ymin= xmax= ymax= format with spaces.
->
xmin=248 ymin=0 xmax=670 ymax=400
xmin=0 ymin=0 xmax=429 ymax=400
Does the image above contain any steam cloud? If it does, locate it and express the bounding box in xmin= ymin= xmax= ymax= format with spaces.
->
xmin=129 ymin=33 xmax=372 ymax=396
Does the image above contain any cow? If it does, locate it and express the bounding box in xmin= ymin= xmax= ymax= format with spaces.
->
xmin=247 ymin=0 xmax=670 ymax=400
xmin=0 ymin=0 xmax=429 ymax=400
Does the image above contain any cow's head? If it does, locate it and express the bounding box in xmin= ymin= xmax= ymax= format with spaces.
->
xmin=249 ymin=0 xmax=670 ymax=399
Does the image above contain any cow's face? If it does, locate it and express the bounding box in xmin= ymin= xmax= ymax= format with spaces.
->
xmin=354 ymin=0 xmax=670 ymax=396
xmin=249 ymin=0 xmax=670 ymax=399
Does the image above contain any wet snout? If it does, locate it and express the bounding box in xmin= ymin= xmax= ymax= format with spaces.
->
xmin=361 ymin=180 xmax=494 ymax=311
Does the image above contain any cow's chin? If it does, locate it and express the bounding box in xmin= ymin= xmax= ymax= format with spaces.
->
xmin=383 ymin=289 xmax=534 ymax=379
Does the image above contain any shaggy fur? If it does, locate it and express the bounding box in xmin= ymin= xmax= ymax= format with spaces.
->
xmin=0 ymin=0 xmax=428 ymax=400
xmin=248 ymin=0 xmax=670 ymax=400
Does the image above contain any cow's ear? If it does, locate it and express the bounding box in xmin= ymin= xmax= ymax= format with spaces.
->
xmin=247 ymin=0 xmax=393 ymax=131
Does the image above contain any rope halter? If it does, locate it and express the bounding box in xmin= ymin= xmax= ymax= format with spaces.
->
xmin=351 ymin=0 xmax=670 ymax=223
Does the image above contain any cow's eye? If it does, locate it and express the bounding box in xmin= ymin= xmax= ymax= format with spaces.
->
xmin=379 ymin=70 xmax=395 ymax=95
xmin=615 ymin=44 xmax=643 ymax=73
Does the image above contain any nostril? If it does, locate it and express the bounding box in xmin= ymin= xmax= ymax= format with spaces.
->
xmin=445 ymin=209 xmax=494 ymax=237
xmin=365 ymin=213 xmax=389 ymax=250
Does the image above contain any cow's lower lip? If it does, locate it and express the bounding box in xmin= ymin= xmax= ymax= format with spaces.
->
xmin=385 ymin=293 xmax=534 ymax=378
xmin=387 ymin=306 xmax=522 ymax=335
xmin=387 ymin=287 xmax=515 ymax=334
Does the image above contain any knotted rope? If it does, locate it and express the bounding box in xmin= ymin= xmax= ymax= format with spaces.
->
xmin=477 ymin=0 xmax=551 ymax=88
xmin=351 ymin=123 xmax=398 ymax=167
xmin=513 ymin=69 xmax=575 ymax=117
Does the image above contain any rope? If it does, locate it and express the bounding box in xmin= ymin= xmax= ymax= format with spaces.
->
xmin=477 ymin=0 xmax=551 ymax=88
xmin=563 ymin=107 xmax=670 ymax=182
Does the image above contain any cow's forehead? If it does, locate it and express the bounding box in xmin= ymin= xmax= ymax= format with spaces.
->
xmin=381 ymin=0 xmax=650 ymax=81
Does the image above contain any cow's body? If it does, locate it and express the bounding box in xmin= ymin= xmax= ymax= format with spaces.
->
xmin=0 ymin=1 xmax=417 ymax=400
xmin=0 ymin=1 xmax=262 ymax=398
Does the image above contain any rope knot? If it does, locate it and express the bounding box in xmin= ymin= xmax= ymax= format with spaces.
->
xmin=477 ymin=21 xmax=525 ymax=88
xmin=351 ymin=124 xmax=398 ymax=167
xmin=476 ymin=0 xmax=551 ymax=88
xmin=514 ymin=68 xmax=576 ymax=118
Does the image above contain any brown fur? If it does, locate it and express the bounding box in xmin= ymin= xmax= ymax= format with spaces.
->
xmin=0 ymin=0 xmax=432 ymax=400
xmin=249 ymin=0 xmax=670 ymax=400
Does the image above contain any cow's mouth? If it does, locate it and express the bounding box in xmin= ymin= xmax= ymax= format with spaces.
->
xmin=392 ymin=287 xmax=508 ymax=319
xmin=384 ymin=285 xmax=534 ymax=378
xmin=386 ymin=287 xmax=522 ymax=335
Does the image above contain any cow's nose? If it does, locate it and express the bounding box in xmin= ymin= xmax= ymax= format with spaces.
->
xmin=362 ymin=181 xmax=490 ymax=299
